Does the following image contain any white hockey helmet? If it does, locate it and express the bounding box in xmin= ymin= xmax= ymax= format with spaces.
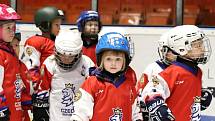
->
xmin=167 ymin=25 xmax=211 ymax=64
xmin=55 ymin=30 xmax=83 ymax=71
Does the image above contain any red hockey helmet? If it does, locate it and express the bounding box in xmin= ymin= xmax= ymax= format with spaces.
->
xmin=0 ymin=4 xmax=21 ymax=21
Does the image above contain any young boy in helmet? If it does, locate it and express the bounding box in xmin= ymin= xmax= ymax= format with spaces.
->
xmin=70 ymin=32 xmax=142 ymax=121
xmin=0 ymin=4 xmax=31 ymax=121
xmin=21 ymin=6 xmax=64 ymax=121
xmin=139 ymin=25 xmax=212 ymax=121
xmin=77 ymin=10 xmax=138 ymax=89
xmin=136 ymin=30 xmax=177 ymax=120
xmin=77 ymin=10 xmax=101 ymax=64
xmin=38 ymin=30 xmax=94 ymax=121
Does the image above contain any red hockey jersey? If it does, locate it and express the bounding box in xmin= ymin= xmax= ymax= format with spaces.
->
xmin=141 ymin=61 xmax=202 ymax=121
xmin=0 ymin=49 xmax=31 ymax=121
xmin=22 ymin=35 xmax=54 ymax=69
xmin=70 ymin=69 xmax=141 ymax=121
xmin=161 ymin=62 xmax=202 ymax=121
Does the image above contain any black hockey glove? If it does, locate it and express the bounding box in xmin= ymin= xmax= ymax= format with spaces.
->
xmin=32 ymin=93 xmax=49 ymax=121
xmin=32 ymin=106 xmax=49 ymax=121
xmin=0 ymin=108 xmax=10 ymax=121
xmin=146 ymin=96 xmax=175 ymax=121
xmin=32 ymin=92 xmax=49 ymax=108
xmin=201 ymin=88 xmax=212 ymax=110
xmin=140 ymin=101 xmax=149 ymax=121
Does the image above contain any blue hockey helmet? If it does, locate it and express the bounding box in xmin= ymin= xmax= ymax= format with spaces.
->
xmin=77 ymin=10 xmax=102 ymax=32
xmin=96 ymin=32 xmax=131 ymax=67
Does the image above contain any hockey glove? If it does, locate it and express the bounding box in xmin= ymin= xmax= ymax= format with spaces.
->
xmin=32 ymin=91 xmax=49 ymax=108
xmin=201 ymin=88 xmax=212 ymax=110
xmin=32 ymin=92 xmax=49 ymax=121
xmin=32 ymin=106 xmax=49 ymax=121
xmin=140 ymin=101 xmax=149 ymax=121
xmin=146 ymin=96 xmax=175 ymax=121
xmin=0 ymin=107 xmax=10 ymax=121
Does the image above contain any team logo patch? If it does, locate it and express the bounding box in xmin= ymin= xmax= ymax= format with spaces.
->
xmin=26 ymin=47 xmax=33 ymax=56
xmin=152 ymin=75 xmax=160 ymax=87
xmin=109 ymin=107 xmax=123 ymax=121
xmin=191 ymin=96 xmax=201 ymax=120
xmin=61 ymin=83 xmax=76 ymax=116
xmin=61 ymin=83 xmax=75 ymax=107
xmin=74 ymin=90 xmax=82 ymax=102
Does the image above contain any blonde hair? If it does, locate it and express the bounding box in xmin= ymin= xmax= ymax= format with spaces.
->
xmin=99 ymin=50 xmax=126 ymax=71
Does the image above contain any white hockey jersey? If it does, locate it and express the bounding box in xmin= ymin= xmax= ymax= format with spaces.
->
xmin=42 ymin=55 xmax=94 ymax=121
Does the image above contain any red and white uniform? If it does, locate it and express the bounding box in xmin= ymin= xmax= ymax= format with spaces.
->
xmin=0 ymin=48 xmax=31 ymax=121
xmin=22 ymin=35 xmax=54 ymax=69
xmin=141 ymin=61 xmax=202 ymax=121
xmin=70 ymin=67 xmax=141 ymax=121
xmin=41 ymin=55 xmax=94 ymax=121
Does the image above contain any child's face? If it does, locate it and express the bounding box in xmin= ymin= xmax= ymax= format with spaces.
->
xmin=84 ymin=20 xmax=99 ymax=35
xmin=10 ymin=37 xmax=20 ymax=56
xmin=1 ymin=22 xmax=16 ymax=42
xmin=51 ymin=18 xmax=62 ymax=36
xmin=166 ymin=50 xmax=176 ymax=62
xmin=56 ymin=52 xmax=77 ymax=64
xmin=186 ymin=39 xmax=205 ymax=59
xmin=102 ymin=51 xmax=125 ymax=74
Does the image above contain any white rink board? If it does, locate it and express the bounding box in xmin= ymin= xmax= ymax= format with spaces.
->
xmin=17 ymin=24 xmax=215 ymax=118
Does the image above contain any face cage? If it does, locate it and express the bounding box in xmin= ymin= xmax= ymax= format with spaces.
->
xmin=55 ymin=52 xmax=82 ymax=71
xmin=192 ymin=36 xmax=212 ymax=64
xmin=158 ymin=46 xmax=172 ymax=65
xmin=124 ymin=35 xmax=135 ymax=60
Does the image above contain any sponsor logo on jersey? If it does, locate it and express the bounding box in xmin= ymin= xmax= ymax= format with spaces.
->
xmin=95 ymin=89 xmax=104 ymax=97
xmin=109 ymin=108 xmax=123 ymax=121
xmin=190 ymin=96 xmax=201 ymax=121
xmin=175 ymin=80 xmax=184 ymax=85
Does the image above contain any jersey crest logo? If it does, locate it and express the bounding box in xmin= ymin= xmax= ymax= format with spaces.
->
xmin=190 ymin=96 xmax=201 ymax=121
xmin=61 ymin=83 xmax=75 ymax=107
xmin=74 ymin=90 xmax=82 ymax=102
xmin=109 ymin=108 xmax=123 ymax=121
xmin=152 ymin=75 xmax=160 ymax=87
xmin=26 ymin=47 xmax=33 ymax=56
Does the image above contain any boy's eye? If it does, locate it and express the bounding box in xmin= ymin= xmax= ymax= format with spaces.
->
xmin=116 ymin=58 xmax=122 ymax=61
xmin=106 ymin=57 xmax=111 ymax=61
